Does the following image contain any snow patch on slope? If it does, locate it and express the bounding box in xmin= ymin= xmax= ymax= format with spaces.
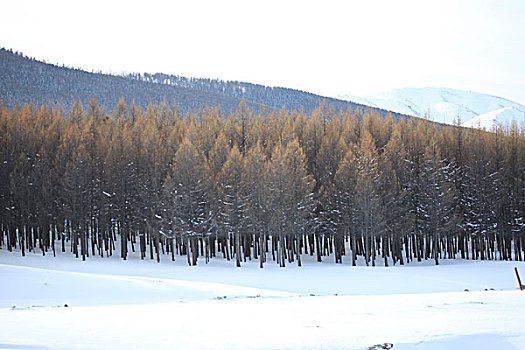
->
xmin=462 ymin=107 xmax=517 ymax=129
xmin=340 ymin=87 xmax=525 ymax=129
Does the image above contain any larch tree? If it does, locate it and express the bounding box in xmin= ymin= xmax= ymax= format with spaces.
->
xmin=353 ymin=129 xmax=383 ymax=266
xmin=216 ymin=146 xmax=247 ymax=267
xmin=315 ymin=124 xmax=347 ymax=263
xmin=267 ymin=139 xmax=314 ymax=267
xmin=243 ymin=142 xmax=270 ymax=268
xmin=162 ymin=137 xmax=211 ymax=266
xmin=419 ymin=139 xmax=454 ymax=264
xmin=379 ymin=124 xmax=408 ymax=265
xmin=334 ymin=144 xmax=359 ymax=265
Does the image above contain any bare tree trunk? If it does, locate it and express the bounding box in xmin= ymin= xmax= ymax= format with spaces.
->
xmin=279 ymin=235 xmax=286 ymax=268
xmin=235 ymin=231 xmax=241 ymax=267
xmin=351 ymin=233 xmax=356 ymax=266
xmin=19 ymin=227 xmax=25 ymax=257
xmin=155 ymin=234 xmax=160 ymax=263
xmin=149 ymin=233 xmax=154 ymax=260
xmin=120 ymin=223 xmax=127 ymax=260
xmin=315 ymin=233 xmax=322 ymax=262
xmin=259 ymin=233 xmax=264 ymax=268
xmin=296 ymin=234 xmax=302 ymax=267
xmin=186 ymin=237 xmax=191 ymax=266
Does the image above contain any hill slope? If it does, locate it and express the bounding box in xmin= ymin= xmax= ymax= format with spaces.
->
xmin=341 ymin=87 xmax=525 ymax=129
xmin=0 ymin=48 xmax=261 ymax=113
xmin=0 ymin=48 xmax=401 ymax=118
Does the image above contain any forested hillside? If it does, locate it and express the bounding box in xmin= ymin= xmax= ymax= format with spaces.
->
xmin=0 ymin=48 xmax=401 ymax=118
xmin=127 ymin=71 xmax=394 ymax=117
xmin=1 ymin=99 xmax=524 ymax=266
xmin=0 ymin=48 xmax=261 ymax=114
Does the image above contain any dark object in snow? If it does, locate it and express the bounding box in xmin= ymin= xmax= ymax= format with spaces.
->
xmin=64 ymin=304 xmax=69 ymax=307
xmin=368 ymin=343 xmax=393 ymax=350
xmin=515 ymin=267 xmax=525 ymax=291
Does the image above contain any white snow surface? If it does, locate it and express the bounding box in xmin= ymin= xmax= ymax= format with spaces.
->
xmin=1 ymin=249 xmax=525 ymax=350
xmin=341 ymin=87 xmax=525 ymax=130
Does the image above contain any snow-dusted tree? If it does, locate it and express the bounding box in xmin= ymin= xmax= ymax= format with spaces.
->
xmin=267 ymin=139 xmax=315 ymax=267
xmin=315 ymin=124 xmax=347 ymax=263
xmin=461 ymin=128 xmax=500 ymax=260
xmin=243 ymin=142 xmax=271 ymax=268
xmin=419 ymin=140 xmax=455 ymax=265
xmin=136 ymin=106 xmax=173 ymax=262
xmin=502 ymin=121 xmax=525 ymax=260
xmin=378 ymin=124 xmax=408 ymax=265
xmin=103 ymin=113 xmax=135 ymax=260
xmin=334 ymin=144 xmax=359 ymax=265
xmin=353 ymin=129 xmax=383 ymax=266
xmin=216 ymin=146 xmax=248 ymax=267
xmin=162 ymin=137 xmax=211 ymax=266
xmin=61 ymin=136 xmax=90 ymax=260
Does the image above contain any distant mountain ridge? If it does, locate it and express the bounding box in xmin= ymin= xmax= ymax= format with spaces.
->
xmin=340 ymin=87 xmax=525 ymax=129
xmin=0 ymin=48 xmax=405 ymax=119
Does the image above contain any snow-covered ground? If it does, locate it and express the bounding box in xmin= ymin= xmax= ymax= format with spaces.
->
xmin=1 ymin=248 xmax=525 ymax=350
xmin=340 ymin=87 xmax=525 ymax=130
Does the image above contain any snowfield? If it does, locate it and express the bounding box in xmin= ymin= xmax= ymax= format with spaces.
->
xmin=1 ymin=249 xmax=525 ymax=350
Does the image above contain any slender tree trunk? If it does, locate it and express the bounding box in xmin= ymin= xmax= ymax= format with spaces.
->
xmin=171 ymin=238 xmax=175 ymax=261
xmin=155 ymin=234 xmax=160 ymax=263
xmin=186 ymin=237 xmax=191 ymax=266
xmin=149 ymin=233 xmax=154 ymax=260
xmin=235 ymin=231 xmax=241 ymax=267
xmin=434 ymin=234 xmax=440 ymax=265
xmin=121 ymin=223 xmax=127 ymax=260
xmin=351 ymin=233 xmax=356 ymax=266
xmin=259 ymin=233 xmax=264 ymax=268
xmin=280 ymin=235 xmax=286 ymax=268
xmin=19 ymin=227 xmax=25 ymax=257
xmin=315 ymin=233 xmax=322 ymax=262
xmin=296 ymin=234 xmax=302 ymax=267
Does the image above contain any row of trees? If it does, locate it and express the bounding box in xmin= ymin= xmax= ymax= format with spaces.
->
xmin=1 ymin=98 xmax=524 ymax=266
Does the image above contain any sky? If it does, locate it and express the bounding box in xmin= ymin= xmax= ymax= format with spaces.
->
xmin=1 ymin=0 xmax=525 ymax=105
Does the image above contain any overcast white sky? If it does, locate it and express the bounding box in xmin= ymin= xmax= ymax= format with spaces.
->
xmin=1 ymin=0 xmax=525 ymax=104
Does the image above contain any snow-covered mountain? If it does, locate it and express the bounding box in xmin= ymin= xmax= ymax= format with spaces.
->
xmin=340 ymin=87 xmax=525 ymax=129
